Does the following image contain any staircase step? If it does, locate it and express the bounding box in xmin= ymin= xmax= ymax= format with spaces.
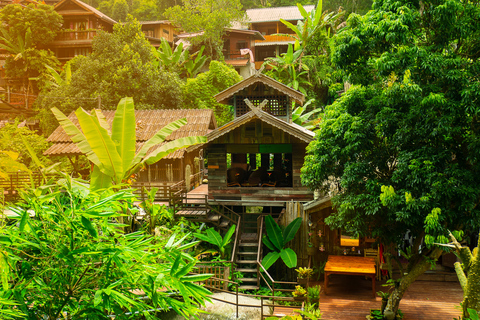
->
xmin=219 ymin=221 xmax=230 ymax=228
xmin=207 ymin=215 xmax=221 ymax=222
xmin=237 ymin=278 xmax=258 ymax=283
xmin=239 ymin=243 xmax=258 ymax=247
xmin=237 ymin=260 xmax=257 ymax=264
xmin=237 ymin=252 xmax=257 ymax=255
xmin=236 ymin=268 xmax=257 ymax=273
xmin=238 ymin=285 xmax=259 ymax=290
xmin=176 ymin=209 xmax=209 ymax=216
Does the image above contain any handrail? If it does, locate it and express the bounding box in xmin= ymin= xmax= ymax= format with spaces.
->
xmin=230 ymin=215 xmax=241 ymax=264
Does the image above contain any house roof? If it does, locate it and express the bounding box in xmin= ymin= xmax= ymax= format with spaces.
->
xmin=224 ymin=59 xmax=249 ymax=67
xmin=45 ymin=109 xmax=217 ymax=158
xmin=139 ymin=20 xmax=172 ymax=25
xmin=215 ymin=72 xmax=305 ymax=105
xmin=176 ymin=28 xmax=265 ymax=41
xmin=0 ymin=99 xmax=33 ymax=115
xmin=187 ymin=106 xmax=314 ymax=153
xmin=55 ymin=0 xmax=117 ymax=25
xmin=246 ymin=5 xmax=315 ymax=23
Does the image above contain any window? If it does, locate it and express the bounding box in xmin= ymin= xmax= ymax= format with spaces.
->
xmin=236 ymin=41 xmax=247 ymax=50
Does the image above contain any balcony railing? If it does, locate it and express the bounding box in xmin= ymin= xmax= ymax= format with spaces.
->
xmin=54 ymin=30 xmax=97 ymax=41
xmin=255 ymin=34 xmax=296 ymax=43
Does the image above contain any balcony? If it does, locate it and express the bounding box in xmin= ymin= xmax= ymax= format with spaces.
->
xmin=54 ymin=30 xmax=98 ymax=42
xmin=255 ymin=34 xmax=296 ymax=44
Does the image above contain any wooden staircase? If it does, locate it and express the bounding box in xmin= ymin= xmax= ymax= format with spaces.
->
xmin=171 ymin=192 xmax=238 ymax=230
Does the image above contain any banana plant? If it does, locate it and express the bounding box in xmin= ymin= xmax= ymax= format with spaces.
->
xmin=292 ymin=99 xmax=323 ymax=130
xmin=51 ymin=97 xmax=207 ymax=190
xmin=45 ymin=63 xmax=72 ymax=88
xmin=261 ymin=215 xmax=302 ymax=271
xmin=183 ymin=45 xmax=208 ymax=78
xmin=194 ymin=224 xmax=236 ymax=259
xmin=0 ymin=27 xmax=32 ymax=62
xmin=152 ymin=38 xmax=185 ymax=69
xmin=0 ymin=151 xmax=30 ymax=180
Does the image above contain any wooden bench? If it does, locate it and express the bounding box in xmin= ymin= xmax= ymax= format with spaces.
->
xmin=324 ymin=255 xmax=376 ymax=298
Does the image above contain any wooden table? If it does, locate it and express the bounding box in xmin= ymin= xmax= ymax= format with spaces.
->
xmin=324 ymin=255 xmax=376 ymax=298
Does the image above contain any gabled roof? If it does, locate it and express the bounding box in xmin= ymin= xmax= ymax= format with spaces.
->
xmin=176 ymin=28 xmax=265 ymax=41
xmin=246 ymin=5 xmax=315 ymax=23
xmin=45 ymin=109 xmax=217 ymax=158
xmin=187 ymin=107 xmax=314 ymax=153
xmin=55 ymin=0 xmax=117 ymax=25
xmin=215 ymin=73 xmax=305 ymax=105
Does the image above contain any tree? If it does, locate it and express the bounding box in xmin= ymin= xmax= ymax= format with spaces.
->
xmin=164 ymin=0 xmax=245 ymax=59
xmin=52 ymin=97 xmax=207 ymax=190
xmin=302 ymin=0 xmax=480 ymax=317
xmin=183 ymin=60 xmax=242 ymax=126
xmin=36 ymin=16 xmax=185 ymax=135
xmin=0 ymin=4 xmax=62 ymax=94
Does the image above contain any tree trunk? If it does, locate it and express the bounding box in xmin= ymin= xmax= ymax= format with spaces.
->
xmin=383 ymin=248 xmax=443 ymax=320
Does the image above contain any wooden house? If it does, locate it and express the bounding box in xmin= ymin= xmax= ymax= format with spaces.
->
xmin=140 ymin=20 xmax=178 ymax=47
xmin=245 ymin=5 xmax=315 ymax=69
xmin=175 ymin=29 xmax=265 ymax=78
xmin=50 ymin=0 xmax=116 ymax=63
xmin=180 ymin=72 xmax=315 ymax=287
xmin=45 ymin=109 xmax=217 ymax=199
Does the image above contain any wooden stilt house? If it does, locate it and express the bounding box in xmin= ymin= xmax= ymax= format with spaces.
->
xmin=180 ymin=72 xmax=316 ymax=287
xmin=45 ymin=109 xmax=217 ymax=199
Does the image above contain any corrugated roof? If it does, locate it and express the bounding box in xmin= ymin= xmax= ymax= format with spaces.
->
xmin=246 ymin=5 xmax=315 ymax=23
xmin=45 ymin=109 xmax=216 ymax=157
xmin=55 ymin=0 xmax=117 ymax=25
xmin=215 ymin=73 xmax=305 ymax=106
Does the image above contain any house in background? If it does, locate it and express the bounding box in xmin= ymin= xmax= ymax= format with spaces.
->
xmin=176 ymin=28 xmax=265 ymax=78
xmin=50 ymin=0 xmax=116 ymax=63
xmin=45 ymin=109 xmax=217 ymax=200
xmin=140 ymin=20 xmax=178 ymax=47
xmin=244 ymin=5 xmax=315 ymax=69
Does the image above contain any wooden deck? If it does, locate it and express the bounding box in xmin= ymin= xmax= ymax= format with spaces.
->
xmin=311 ymin=277 xmax=463 ymax=320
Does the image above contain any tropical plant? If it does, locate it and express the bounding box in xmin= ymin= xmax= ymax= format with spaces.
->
xmin=0 ymin=177 xmax=212 ymax=319
xmin=277 ymin=0 xmax=344 ymax=55
xmin=194 ymin=224 xmax=237 ymax=259
xmin=0 ymin=27 xmax=32 ymax=62
xmin=51 ymin=97 xmax=207 ymax=190
xmin=307 ymin=285 xmax=321 ymax=308
xmin=153 ymin=38 xmax=208 ymax=79
xmin=291 ymin=99 xmax=322 ymax=130
xmin=261 ymin=215 xmax=302 ymax=270
xmin=292 ymin=285 xmax=307 ymax=298
xmin=0 ymin=151 xmax=30 ymax=180
xmin=295 ymin=267 xmax=313 ymax=279
xmin=139 ymin=187 xmax=172 ymax=234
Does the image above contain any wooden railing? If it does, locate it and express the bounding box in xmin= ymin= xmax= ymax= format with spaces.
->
xmin=255 ymin=34 xmax=296 ymax=43
xmin=54 ymin=30 xmax=97 ymax=41
xmin=131 ymin=182 xmax=174 ymax=202
xmin=0 ymin=172 xmax=57 ymax=201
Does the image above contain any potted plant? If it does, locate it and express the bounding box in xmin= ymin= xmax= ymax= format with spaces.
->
xmin=307 ymin=285 xmax=321 ymax=308
xmin=307 ymin=231 xmax=316 ymax=255
xmin=295 ymin=267 xmax=313 ymax=285
xmin=292 ymin=285 xmax=307 ymax=301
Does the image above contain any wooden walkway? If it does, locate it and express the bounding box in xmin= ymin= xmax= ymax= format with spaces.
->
xmin=313 ymin=277 xmax=462 ymax=320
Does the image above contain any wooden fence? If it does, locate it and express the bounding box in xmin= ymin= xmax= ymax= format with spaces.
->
xmin=0 ymin=172 xmax=56 ymax=202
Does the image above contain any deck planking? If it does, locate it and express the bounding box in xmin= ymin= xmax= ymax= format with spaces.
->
xmin=311 ymin=277 xmax=463 ymax=320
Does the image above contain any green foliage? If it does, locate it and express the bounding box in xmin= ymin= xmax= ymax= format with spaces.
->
xmin=291 ymin=99 xmax=322 ymax=130
xmin=165 ymin=0 xmax=245 ymax=59
xmin=52 ymin=97 xmax=207 ymax=190
xmin=153 ymin=38 xmax=208 ymax=78
xmin=307 ymin=285 xmax=321 ymax=307
xmin=0 ymin=4 xmax=62 ymax=46
xmin=194 ymin=224 xmax=237 ymax=259
xmin=183 ymin=60 xmax=242 ymax=126
xmin=0 ymin=178 xmax=212 ymax=319
xmin=0 ymin=151 xmax=30 ymax=180
xmin=261 ymin=215 xmax=302 ymax=270
xmin=0 ymin=123 xmax=53 ymax=170
xmin=303 ymin=0 xmax=480 ymax=315
xmin=36 ymin=16 xmax=185 ymax=135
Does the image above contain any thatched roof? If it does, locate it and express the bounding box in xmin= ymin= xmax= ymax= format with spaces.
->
xmin=45 ymin=109 xmax=217 ymax=159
